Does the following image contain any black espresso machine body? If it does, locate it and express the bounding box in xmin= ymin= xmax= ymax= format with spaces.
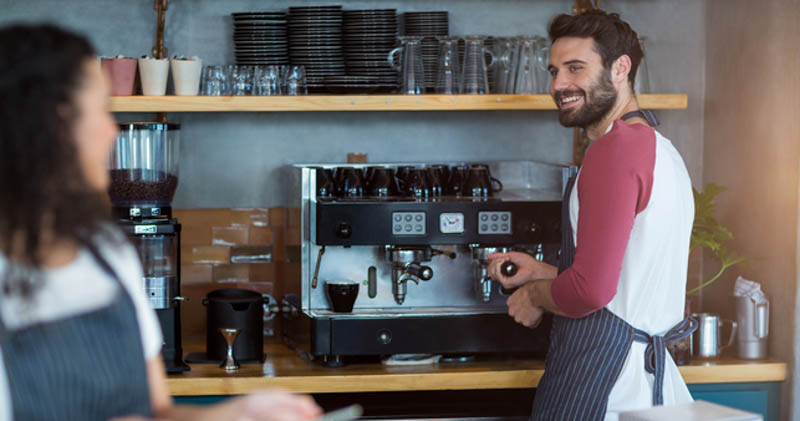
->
xmin=283 ymin=161 xmax=571 ymax=366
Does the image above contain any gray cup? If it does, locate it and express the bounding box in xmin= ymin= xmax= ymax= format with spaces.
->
xmin=734 ymin=295 xmax=769 ymax=359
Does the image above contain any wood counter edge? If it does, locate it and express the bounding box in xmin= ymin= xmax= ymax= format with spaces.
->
xmin=167 ymin=361 xmax=786 ymax=396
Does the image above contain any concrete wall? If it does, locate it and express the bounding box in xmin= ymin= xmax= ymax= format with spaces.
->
xmin=0 ymin=0 xmax=705 ymax=208
xmin=703 ymin=1 xmax=799 ymax=419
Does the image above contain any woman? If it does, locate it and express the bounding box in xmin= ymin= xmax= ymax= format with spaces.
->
xmin=0 ymin=24 xmax=322 ymax=421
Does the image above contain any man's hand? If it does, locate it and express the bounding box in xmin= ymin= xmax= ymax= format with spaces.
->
xmin=486 ymin=251 xmax=557 ymax=289
xmin=506 ymin=283 xmax=545 ymax=328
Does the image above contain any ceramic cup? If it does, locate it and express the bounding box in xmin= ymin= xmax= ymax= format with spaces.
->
xmin=170 ymin=57 xmax=203 ymax=96
xmin=325 ymin=281 xmax=359 ymax=313
xmin=101 ymin=57 xmax=138 ymax=96
xmin=138 ymin=57 xmax=169 ymax=96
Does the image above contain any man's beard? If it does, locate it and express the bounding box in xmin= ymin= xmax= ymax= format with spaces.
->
xmin=555 ymin=69 xmax=617 ymax=128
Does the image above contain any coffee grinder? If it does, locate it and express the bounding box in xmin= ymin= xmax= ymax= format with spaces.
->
xmin=108 ymin=122 xmax=189 ymax=373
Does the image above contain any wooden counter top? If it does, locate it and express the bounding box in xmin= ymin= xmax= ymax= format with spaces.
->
xmin=167 ymin=343 xmax=786 ymax=396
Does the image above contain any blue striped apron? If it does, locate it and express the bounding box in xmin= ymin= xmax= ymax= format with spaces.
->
xmin=531 ymin=175 xmax=697 ymax=420
xmin=0 ymin=244 xmax=152 ymax=420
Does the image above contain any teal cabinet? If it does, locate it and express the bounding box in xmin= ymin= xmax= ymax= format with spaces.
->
xmin=688 ymin=382 xmax=780 ymax=421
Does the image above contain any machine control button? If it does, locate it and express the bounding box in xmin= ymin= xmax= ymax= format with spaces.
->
xmin=393 ymin=212 xmax=426 ymax=235
xmin=478 ymin=211 xmax=512 ymax=234
xmin=377 ymin=329 xmax=392 ymax=345
xmin=335 ymin=223 xmax=352 ymax=239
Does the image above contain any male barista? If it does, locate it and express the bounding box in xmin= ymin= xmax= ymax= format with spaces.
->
xmin=488 ymin=10 xmax=696 ymax=420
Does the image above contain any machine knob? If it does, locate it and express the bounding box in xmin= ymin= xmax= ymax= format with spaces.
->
xmin=377 ymin=329 xmax=392 ymax=345
xmin=335 ymin=223 xmax=352 ymax=239
xmin=501 ymin=261 xmax=518 ymax=277
xmin=406 ymin=263 xmax=433 ymax=281
xmin=529 ymin=222 xmax=541 ymax=235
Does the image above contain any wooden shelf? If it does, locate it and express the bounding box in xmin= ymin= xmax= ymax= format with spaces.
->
xmin=111 ymin=94 xmax=687 ymax=112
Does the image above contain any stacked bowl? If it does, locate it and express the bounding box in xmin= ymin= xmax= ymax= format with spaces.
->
xmin=232 ymin=12 xmax=289 ymax=66
xmin=288 ymin=6 xmax=345 ymax=92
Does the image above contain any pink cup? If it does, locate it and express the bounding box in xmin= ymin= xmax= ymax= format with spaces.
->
xmin=101 ymin=57 xmax=138 ymax=96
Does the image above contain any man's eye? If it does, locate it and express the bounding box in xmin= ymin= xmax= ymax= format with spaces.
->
xmin=569 ymin=65 xmax=582 ymax=72
xmin=549 ymin=69 xmax=557 ymax=77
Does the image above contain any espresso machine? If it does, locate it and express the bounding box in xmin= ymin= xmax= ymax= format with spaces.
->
xmin=108 ymin=122 xmax=189 ymax=373
xmin=283 ymin=160 xmax=569 ymax=366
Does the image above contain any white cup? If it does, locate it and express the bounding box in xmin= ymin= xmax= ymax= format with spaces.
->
xmin=138 ymin=58 xmax=169 ymax=96
xmin=170 ymin=57 xmax=203 ymax=96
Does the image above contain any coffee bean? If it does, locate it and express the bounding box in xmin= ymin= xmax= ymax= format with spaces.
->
xmin=108 ymin=169 xmax=178 ymax=205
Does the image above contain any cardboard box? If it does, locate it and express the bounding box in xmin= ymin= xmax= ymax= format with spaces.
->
xmin=212 ymin=264 xmax=250 ymax=283
xmin=231 ymin=208 xmax=270 ymax=227
xmin=181 ymin=264 xmax=213 ymax=285
xmin=212 ymin=226 xmax=250 ymax=246
xmin=268 ymin=207 xmax=286 ymax=227
xmin=184 ymin=246 xmax=230 ymax=265
xmin=249 ymin=226 xmax=275 ymax=246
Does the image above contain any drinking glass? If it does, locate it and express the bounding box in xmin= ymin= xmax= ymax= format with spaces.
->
xmin=460 ymin=36 xmax=496 ymax=95
xmin=634 ymin=36 xmax=651 ymax=93
xmin=231 ymin=65 xmax=254 ymax=96
xmin=254 ymin=65 xmax=281 ymax=96
xmin=534 ymin=36 xmax=551 ymax=94
xmin=435 ymin=36 xmax=461 ymax=94
xmin=283 ymin=65 xmax=307 ymax=96
xmin=388 ymin=36 xmax=426 ymax=95
xmin=494 ymin=37 xmax=518 ymax=94
xmin=513 ymin=36 xmax=537 ymax=94
xmin=202 ymin=65 xmax=228 ymax=96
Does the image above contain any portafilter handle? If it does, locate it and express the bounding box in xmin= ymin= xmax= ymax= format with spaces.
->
xmin=406 ymin=262 xmax=433 ymax=281
xmin=499 ymin=261 xmax=519 ymax=295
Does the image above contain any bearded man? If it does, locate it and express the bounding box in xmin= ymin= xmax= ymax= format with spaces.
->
xmin=488 ymin=10 xmax=697 ymax=421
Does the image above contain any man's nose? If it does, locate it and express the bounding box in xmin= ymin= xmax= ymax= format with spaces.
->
xmin=550 ymin=72 xmax=570 ymax=93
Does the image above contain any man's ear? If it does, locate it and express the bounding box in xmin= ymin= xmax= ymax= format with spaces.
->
xmin=612 ymin=54 xmax=632 ymax=85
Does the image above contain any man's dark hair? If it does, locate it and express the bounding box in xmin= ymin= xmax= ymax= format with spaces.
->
xmin=0 ymin=24 xmax=113 ymax=297
xmin=548 ymin=9 xmax=644 ymax=89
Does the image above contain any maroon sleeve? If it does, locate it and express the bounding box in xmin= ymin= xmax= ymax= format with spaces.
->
xmin=550 ymin=121 xmax=656 ymax=318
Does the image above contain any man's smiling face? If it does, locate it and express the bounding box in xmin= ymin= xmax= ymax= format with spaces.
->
xmin=548 ymin=36 xmax=618 ymax=128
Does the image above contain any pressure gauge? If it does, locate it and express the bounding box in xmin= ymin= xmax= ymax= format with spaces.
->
xmin=439 ymin=212 xmax=465 ymax=234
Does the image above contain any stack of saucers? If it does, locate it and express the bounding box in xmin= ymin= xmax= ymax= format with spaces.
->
xmin=338 ymin=9 xmax=399 ymax=93
xmin=288 ymin=5 xmax=345 ymax=92
xmin=232 ymin=12 xmax=289 ymax=65
xmin=402 ymin=11 xmax=449 ymax=92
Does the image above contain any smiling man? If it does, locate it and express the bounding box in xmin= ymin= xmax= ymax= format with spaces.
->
xmin=488 ymin=10 xmax=697 ymax=421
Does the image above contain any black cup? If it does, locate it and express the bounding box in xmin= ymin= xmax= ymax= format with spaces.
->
xmin=335 ymin=167 xmax=365 ymax=198
xmin=447 ymin=164 xmax=469 ymax=196
xmin=465 ymin=165 xmax=503 ymax=198
xmin=314 ymin=167 xmax=335 ymax=198
xmin=325 ymin=281 xmax=359 ymax=312
xmin=367 ymin=167 xmax=399 ymax=198
xmin=401 ymin=168 xmax=431 ymax=199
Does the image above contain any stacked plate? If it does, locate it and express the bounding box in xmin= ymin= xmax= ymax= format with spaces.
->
xmin=232 ymin=12 xmax=289 ymax=65
xmin=339 ymin=9 xmax=399 ymax=93
xmin=403 ymin=11 xmax=449 ymax=92
xmin=288 ymin=5 xmax=345 ymax=91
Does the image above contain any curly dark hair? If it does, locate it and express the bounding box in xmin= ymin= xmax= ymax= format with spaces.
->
xmin=0 ymin=24 xmax=113 ymax=296
xmin=548 ymin=9 xmax=644 ymax=90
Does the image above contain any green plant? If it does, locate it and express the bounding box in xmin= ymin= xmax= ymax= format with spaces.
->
xmin=687 ymin=183 xmax=746 ymax=294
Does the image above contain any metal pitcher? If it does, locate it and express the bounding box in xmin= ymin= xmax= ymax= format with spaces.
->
xmin=734 ymin=295 xmax=769 ymax=359
xmin=691 ymin=313 xmax=737 ymax=358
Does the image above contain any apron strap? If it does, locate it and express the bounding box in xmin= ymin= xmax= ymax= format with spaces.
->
xmin=633 ymin=316 xmax=699 ymax=405
xmin=621 ymin=109 xmax=660 ymax=127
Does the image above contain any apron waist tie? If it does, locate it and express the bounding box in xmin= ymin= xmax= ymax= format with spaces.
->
xmin=632 ymin=316 xmax=698 ymax=406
